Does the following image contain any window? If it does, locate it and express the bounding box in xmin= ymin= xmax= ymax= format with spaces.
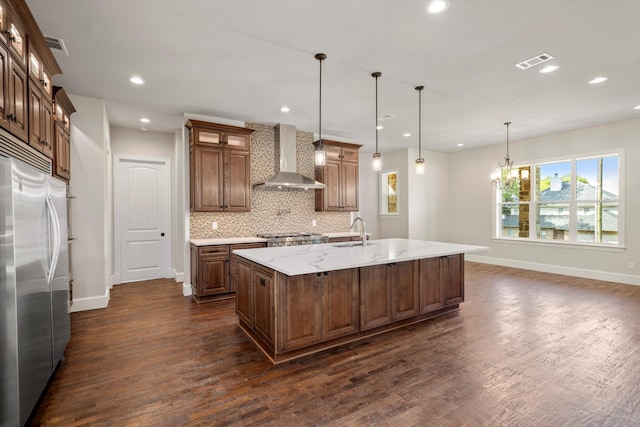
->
xmin=496 ymin=153 xmax=622 ymax=246
xmin=380 ymin=169 xmax=399 ymax=215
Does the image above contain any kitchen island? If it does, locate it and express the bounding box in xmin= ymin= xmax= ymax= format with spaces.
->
xmin=233 ymin=238 xmax=487 ymax=364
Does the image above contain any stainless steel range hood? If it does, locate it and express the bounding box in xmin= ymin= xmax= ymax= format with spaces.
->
xmin=253 ymin=124 xmax=325 ymax=190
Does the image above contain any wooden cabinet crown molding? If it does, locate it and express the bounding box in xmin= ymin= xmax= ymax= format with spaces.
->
xmin=8 ymin=0 xmax=62 ymax=75
xmin=185 ymin=119 xmax=255 ymax=137
xmin=52 ymin=86 xmax=76 ymax=116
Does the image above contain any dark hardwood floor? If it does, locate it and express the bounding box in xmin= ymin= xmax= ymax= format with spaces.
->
xmin=29 ymin=262 xmax=640 ymax=426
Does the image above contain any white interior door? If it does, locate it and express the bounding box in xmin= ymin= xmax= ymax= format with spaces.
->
xmin=115 ymin=156 xmax=171 ymax=283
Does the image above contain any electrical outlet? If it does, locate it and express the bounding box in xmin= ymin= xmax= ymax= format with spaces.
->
xmin=629 ymin=262 xmax=636 ymax=270
xmin=212 ymin=222 xmax=218 ymax=230
xmin=312 ymin=220 xmax=317 ymax=227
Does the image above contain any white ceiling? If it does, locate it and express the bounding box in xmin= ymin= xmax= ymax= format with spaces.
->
xmin=26 ymin=0 xmax=640 ymax=154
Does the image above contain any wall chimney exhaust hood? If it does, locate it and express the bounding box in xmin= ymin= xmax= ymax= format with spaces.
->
xmin=253 ymin=124 xmax=325 ymax=190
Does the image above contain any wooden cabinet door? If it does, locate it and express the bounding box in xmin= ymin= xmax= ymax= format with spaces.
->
xmin=0 ymin=42 xmax=10 ymax=131
xmin=360 ymin=264 xmax=392 ymax=330
xmin=420 ymin=257 xmax=444 ymax=313
xmin=224 ymin=149 xmax=251 ymax=212
xmin=28 ymin=83 xmax=42 ymax=150
xmin=277 ymin=273 xmax=321 ymax=352
xmin=235 ymin=259 xmax=253 ymax=327
xmin=341 ymin=161 xmax=359 ymax=211
xmin=54 ymin=124 xmax=70 ymax=180
xmin=230 ymin=242 xmax=266 ymax=291
xmin=8 ymin=57 xmax=27 ymax=141
xmin=192 ymin=144 xmax=224 ymax=212
xmin=254 ymin=267 xmax=274 ymax=345
xmin=443 ymin=254 xmax=464 ymax=306
xmin=322 ymin=269 xmax=359 ymax=340
xmin=322 ymin=159 xmax=341 ymax=211
xmin=41 ymin=99 xmax=54 ymax=159
xmin=193 ymin=127 xmax=223 ymax=145
xmin=224 ymin=131 xmax=250 ymax=149
xmin=198 ymin=254 xmax=229 ymax=296
xmin=391 ymin=261 xmax=419 ymax=320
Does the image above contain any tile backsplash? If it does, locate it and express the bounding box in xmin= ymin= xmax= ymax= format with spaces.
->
xmin=189 ymin=122 xmax=352 ymax=239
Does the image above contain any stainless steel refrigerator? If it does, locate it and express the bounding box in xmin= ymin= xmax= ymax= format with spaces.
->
xmin=1 ymin=156 xmax=70 ymax=427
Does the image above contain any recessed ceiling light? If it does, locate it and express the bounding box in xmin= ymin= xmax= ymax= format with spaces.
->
xmin=539 ymin=64 xmax=559 ymax=74
xmin=280 ymin=106 xmax=290 ymax=113
xmin=633 ymin=105 xmax=640 ymax=110
xmin=140 ymin=118 xmax=150 ymax=123
xmin=588 ymin=76 xmax=608 ymax=84
xmin=426 ymin=0 xmax=449 ymax=14
xmin=129 ymin=76 xmax=145 ymax=85
xmin=376 ymin=125 xmax=384 ymax=130
xmin=457 ymin=143 xmax=464 ymax=147
xmin=403 ymin=133 xmax=411 ymax=137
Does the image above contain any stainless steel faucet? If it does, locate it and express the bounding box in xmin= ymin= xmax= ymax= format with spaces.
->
xmin=350 ymin=216 xmax=367 ymax=246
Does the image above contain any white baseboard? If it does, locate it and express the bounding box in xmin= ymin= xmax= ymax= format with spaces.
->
xmin=113 ymin=272 xmax=121 ymax=285
xmin=182 ymin=283 xmax=192 ymax=296
xmin=70 ymin=287 xmax=111 ymax=312
xmin=466 ymin=254 xmax=640 ymax=286
xmin=173 ymin=269 xmax=184 ymax=283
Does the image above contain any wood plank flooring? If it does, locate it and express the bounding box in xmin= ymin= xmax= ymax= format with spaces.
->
xmin=29 ymin=263 xmax=640 ymax=426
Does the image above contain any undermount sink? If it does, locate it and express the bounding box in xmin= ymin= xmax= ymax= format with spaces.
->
xmin=331 ymin=242 xmax=375 ymax=248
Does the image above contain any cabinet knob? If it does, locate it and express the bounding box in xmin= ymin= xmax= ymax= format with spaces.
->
xmin=260 ymin=278 xmax=266 ymax=287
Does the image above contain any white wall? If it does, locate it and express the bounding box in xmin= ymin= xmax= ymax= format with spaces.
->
xmin=110 ymin=127 xmax=175 ymax=159
xmin=68 ymin=95 xmax=111 ymax=312
xmin=372 ymin=147 xmax=451 ymax=241
xmin=378 ymin=149 xmax=410 ymax=238
xmin=450 ymin=117 xmax=640 ymax=285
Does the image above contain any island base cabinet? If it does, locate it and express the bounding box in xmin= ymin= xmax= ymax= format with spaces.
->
xmin=277 ymin=269 xmax=359 ymax=353
xmin=322 ymin=269 xmax=360 ymax=341
xmin=419 ymin=254 xmax=465 ymax=314
xmin=360 ymin=264 xmax=392 ymax=330
xmin=235 ymin=254 xmax=465 ymax=365
xmin=443 ymin=254 xmax=464 ymax=306
xmin=254 ymin=267 xmax=274 ymax=346
xmin=360 ymin=261 xmax=419 ymax=331
xmin=235 ymin=260 xmax=253 ymax=326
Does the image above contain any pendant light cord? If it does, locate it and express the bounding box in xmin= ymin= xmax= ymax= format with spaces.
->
xmin=315 ymin=53 xmax=326 ymax=149
xmin=416 ymin=85 xmax=424 ymax=158
xmin=372 ymin=72 xmax=382 ymax=153
xmin=504 ymin=121 xmax=511 ymax=161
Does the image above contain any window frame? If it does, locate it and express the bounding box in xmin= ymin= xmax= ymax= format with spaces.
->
xmin=493 ymin=149 xmax=625 ymax=249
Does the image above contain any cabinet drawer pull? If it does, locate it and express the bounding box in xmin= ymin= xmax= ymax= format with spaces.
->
xmin=260 ymin=278 xmax=266 ymax=287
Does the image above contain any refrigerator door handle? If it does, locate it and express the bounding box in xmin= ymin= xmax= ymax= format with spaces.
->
xmin=45 ymin=194 xmax=61 ymax=284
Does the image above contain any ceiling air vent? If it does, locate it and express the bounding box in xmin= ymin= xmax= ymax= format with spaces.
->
xmin=44 ymin=35 xmax=69 ymax=55
xmin=515 ymin=53 xmax=553 ymax=70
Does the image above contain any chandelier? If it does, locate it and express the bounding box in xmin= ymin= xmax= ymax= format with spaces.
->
xmin=490 ymin=121 xmax=518 ymax=189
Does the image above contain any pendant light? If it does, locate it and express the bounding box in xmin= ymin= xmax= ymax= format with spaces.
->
xmin=490 ymin=122 xmax=518 ymax=189
xmin=314 ymin=53 xmax=326 ymax=166
xmin=371 ymin=71 xmax=382 ymax=171
xmin=415 ymin=85 xmax=425 ymax=175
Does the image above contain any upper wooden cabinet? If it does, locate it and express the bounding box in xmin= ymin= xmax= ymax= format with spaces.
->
xmin=314 ymin=140 xmax=362 ymax=212
xmin=0 ymin=0 xmax=68 ymax=176
xmin=52 ymin=87 xmax=76 ymax=181
xmin=186 ymin=119 xmax=254 ymax=212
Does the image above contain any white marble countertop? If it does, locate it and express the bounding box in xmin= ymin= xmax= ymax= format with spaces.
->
xmin=233 ymin=238 xmax=489 ymax=276
xmin=190 ymin=237 xmax=267 ymax=246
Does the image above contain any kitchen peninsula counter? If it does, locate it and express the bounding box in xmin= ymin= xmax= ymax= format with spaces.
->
xmin=234 ymin=239 xmax=487 ymax=364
